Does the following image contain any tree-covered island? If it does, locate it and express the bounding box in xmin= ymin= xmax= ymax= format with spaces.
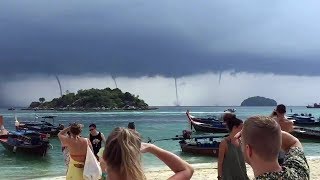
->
xmin=26 ymin=88 xmax=156 ymax=111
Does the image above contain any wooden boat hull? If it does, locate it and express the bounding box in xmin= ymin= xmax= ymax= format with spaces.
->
xmin=179 ymin=141 xmax=219 ymax=157
xmin=16 ymin=126 xmax=60 ymax=137
xmin=288 ymin=114 xmax=320 ymax=127
xmin=293 ymin=122 xmax=320 ymax=127
xmin=186 ymin=111 xmax=228 ymax=133
xmin=191 ymin=118 xmax=217 ymax=124
xmin=192 ymin=122 xmax=228 ymax=133
xmin=0 ymin=138 xmax=49 ymax=156
xmin=291 ymin=128 xmax=320 ymax=142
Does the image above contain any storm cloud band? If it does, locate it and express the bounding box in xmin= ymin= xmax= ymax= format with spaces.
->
xmin=1 ymin=1 xmax=320 ymax=78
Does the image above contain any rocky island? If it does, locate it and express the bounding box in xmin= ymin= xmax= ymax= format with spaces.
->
xmin=241 ymin=96 xmax=277 ymax=106
xmin=25 ymin=88 xmax=157 ymax=111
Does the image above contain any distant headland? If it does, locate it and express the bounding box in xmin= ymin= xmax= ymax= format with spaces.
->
xmin=241 ymin=96 xmax=277 ymax=106
xmin=24 ymin=88 xmax=157 ymax=111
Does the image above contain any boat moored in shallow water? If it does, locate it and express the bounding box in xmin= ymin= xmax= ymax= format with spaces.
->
xmin=186 ymin=111 xmax=228 ymax=133
xmin=15 ymin=115 xmax=64 ymax=137
xmin=178 ymin=130 xmax=221 ymax=156
xmin=0 ymin=130 xmax=50 ymax=156
xmin=287 ymin=113 xmax=320 ymax=126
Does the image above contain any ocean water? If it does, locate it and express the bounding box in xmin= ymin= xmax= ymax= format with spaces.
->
xmin=0 ymin=106 xmax=319 ymax=179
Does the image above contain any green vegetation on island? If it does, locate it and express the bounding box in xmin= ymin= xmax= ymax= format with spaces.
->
xmin=28 ymin=88 xmax=154 ymax=111
xmin=241 ymin=96 xmax=277 ymax=106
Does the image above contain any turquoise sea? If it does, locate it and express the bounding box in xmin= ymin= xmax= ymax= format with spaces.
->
xmin=0 ymin=106 xmax=320 ymax=179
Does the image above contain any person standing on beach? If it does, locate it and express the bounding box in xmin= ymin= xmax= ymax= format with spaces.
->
xmin=89 ymin=124 xmax=106 ymax=159
xmin=275 ymin=104 xmax=294 ymax=132
xmin=217 ymin=113 xmax=248 ymax=180
xmin=103 ymin=127 xmax=194 ymax=180
xmin=236 ymin=116 xmax=309 ymax=179
xmin=275 ymin=104 xmax=295 ymax=164
xmin=59 ymin=123 xmax=92 ymax=180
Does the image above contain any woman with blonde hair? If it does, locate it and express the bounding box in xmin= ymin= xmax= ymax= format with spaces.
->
xmin=103 ymin=127 xmax=194 ymax=180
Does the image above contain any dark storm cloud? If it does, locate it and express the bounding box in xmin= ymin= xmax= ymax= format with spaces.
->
xmin=1 ymin=0 xmax=320 ymax=79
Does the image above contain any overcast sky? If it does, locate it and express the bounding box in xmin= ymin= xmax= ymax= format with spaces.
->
xmin=1 ymin=1 xmax=320 ymax=106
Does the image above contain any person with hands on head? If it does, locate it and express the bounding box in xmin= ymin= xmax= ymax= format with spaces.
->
xmin=58 ymin=123 xmax=93 ymax=180
xmin=275 ymin=104 xmax=294 ymax=132
xmin=103 ymin=127 xmax=194 ymax=180
xmin=236 ymin=116 xmax=309 ymax=180
xmin=275 ymin=104 xmax=295 ymax=164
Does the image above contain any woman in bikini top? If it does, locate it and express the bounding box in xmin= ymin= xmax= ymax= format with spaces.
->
xmin=58 ymin=123 xmax=93 ymax=180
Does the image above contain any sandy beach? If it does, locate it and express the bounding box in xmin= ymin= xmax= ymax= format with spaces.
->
xmin=45 ymin=159 xmax=319 ymax=180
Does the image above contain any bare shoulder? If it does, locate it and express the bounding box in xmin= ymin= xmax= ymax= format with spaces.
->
xmin=219 ymin=138 xmax=227 ymax=148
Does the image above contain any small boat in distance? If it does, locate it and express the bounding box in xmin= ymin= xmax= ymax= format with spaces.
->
xmin=0 ymin=130 xmax=50 ymax=156
xmin=306 ymin=103 xmax=320 ymax=108
xmin=8 ymin=107 xmax=15 ymax=111
xmin=186 ymin=111 xmax=228 ymax=133
xmin=224 ymin=108 xmax=236 ymax=113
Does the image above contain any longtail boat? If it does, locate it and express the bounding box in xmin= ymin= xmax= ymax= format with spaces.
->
xmin=15 ymin=115 xmax=63 ymax=137
xmin=179 ymin=139 xmax=220 ymax=157
xmin=186 ymin=111 xmax=228 ymax=133
xmin=287 ymin=113 xmax=320 ymax=127
xmin=149 ymin=130 xmax=225 ymax=157
xmin=0 ymin=130 xmax=50 ymax=156
xmin=179 ymin=130 xmax=221 ymax=156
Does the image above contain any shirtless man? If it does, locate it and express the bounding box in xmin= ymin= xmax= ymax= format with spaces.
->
xmin=274 ymin=104 xmax=295 ymax=164
xmin=275 ymin=104 xmax=294 ymax=132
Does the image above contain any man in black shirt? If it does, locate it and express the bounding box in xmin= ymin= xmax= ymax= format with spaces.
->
xmin=89 ymin=124 xmax=106 ymax=159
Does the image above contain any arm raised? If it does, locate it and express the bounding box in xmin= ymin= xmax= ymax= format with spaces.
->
xmin=141 ymin=143 xmax=194 ymax=180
